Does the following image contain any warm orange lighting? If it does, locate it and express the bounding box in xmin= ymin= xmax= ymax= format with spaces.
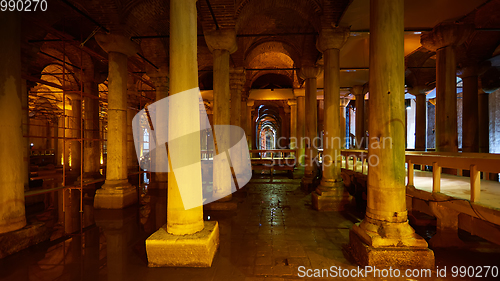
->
xmin=100 ymin=153 xmax=104 ymax=165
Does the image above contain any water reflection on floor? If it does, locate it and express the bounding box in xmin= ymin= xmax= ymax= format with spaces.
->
xmin=1 ymin=170 xmax=500 ymax=280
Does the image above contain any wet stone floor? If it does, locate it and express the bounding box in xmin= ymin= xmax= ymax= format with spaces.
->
xmin=1 ymin=170 xmax=500 ymax=280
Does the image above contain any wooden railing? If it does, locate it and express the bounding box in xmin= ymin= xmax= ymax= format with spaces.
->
xmin=405 ymin=152 xmax=500 ymax=203
xmin=249 ymin=149 xmax=296 ymax=160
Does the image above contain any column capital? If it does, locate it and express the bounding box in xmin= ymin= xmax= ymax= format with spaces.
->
xmin=299 ymin=66 xmax=321 ymax=79
xmin=350 ymin=85 xmax=365 ymax=98
xmin=340 ymin=97 xmax=350 ymax=107
xmin=247 ymin=99 xmax=255 ymax=107
xmin=95 ymin=33 xmax=140 ymax=57
xmin=420 ymin=22 xmax=473 ymax=52
xmin=230 ymin=67 xmax=246 ymax=90
xmin=407 ymin=85 xmax=431 ymax=96
xmin=287 ymin=99 xmax=297 ymax=106
xmin=204 ymin=28 xmax=237 ymax=54
xmin=316 ymin=27 xmax=350 ymax=52
xmin=294 ymin=88 xmax=305 ymax=97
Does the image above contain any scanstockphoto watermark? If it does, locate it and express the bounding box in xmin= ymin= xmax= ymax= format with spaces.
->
xmin=132 ymin=87 xmax=252 ymax=210
xmin=279 ymin=136 xmax=394 ymax=151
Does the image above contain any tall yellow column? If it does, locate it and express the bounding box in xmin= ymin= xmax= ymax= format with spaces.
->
xmin=204 ymin=29 xmax=237 ymax=202
xmin=300 ymin=66 xmax=321 ymax=191
xmin=94 ymin=33 xmax=139 ymax=209
xmin=349 ymin=0 xmax=434 ymax=268
xmin=69 ymin=95 xmax=82 ymax=174
xmin=287 ymin=99 xmax=297 ymax=150
xmin=351 ymin=85 xmax=365 ymax=149
xmin=146 ymin=0 xmax=219 ymax=267
xmin=421 ymin=23 xmax=473 ymax=153
xmin=314 ymin=27 xmax=350 ymax=211
xmin=408 ymin=86 xmax=427 ymax=151
xmin=295 ymin=91 xmax=306 ymax=166
xmin=460 ymin=66 xmax=479 ymax=152
xmin=0 ymin=12 xmax=26 ymax=234
xmin=230 ymin=68 xmax=246 ymax=183
xmin=150 ymin=71 xmax=169 ymax=187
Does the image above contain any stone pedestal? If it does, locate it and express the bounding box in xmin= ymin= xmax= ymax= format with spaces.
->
xmin=94 ymin=33 xmax=140 ymax=209
xmin=315 ymin=27 xmax=350 ymax=211
xmin=146 ymin=221 xmax=219 ymax=267
xmin=349 ymin=0 xmax=434 ymax=268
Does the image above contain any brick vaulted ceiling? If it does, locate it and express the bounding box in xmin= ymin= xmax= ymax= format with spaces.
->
xmin=21 ymin=0 xmax=500 ymax=102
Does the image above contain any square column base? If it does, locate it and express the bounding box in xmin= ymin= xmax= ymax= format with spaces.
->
xmin=349 ymin=229 xmax=434 ymax=268
xmin=312 ymin=190 xmax=351 ymax=211
xmin=146 ymin=221 xmax=219 ymax=267
xmin=94 ymin=187 xmax=137 ymax=209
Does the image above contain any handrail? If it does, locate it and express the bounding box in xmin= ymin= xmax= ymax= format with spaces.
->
xmin=335 ymin=149 xmax=500 ymax=204
xmin=249 ymin=149 xmax=297 ymax=160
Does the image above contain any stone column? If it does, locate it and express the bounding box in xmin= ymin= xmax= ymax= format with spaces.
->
xmin=82 ymin=77 xmax=102 ymax=180
xmin=349 ymin=0 xmax=434 ymax=268
xmin=0 ymin=12 xmax=26 ymax=234
xmin=150 ymin=72 xmax=169 ymax=187
xmin=295 ymin=90 xmax=306 ymax=166
xmin=69 ymin=95 xmax=82 ymax=174
xmin=340 ymin=98 xmax=349 ymax=148
xmin=287 ymin=99 xmax=297 ymax=150
xmin=408 ymin=86 xmax=427 ymax=151
xmin=300 ymin=67 xmax=321 ymax=190
xmin=351 ymin=85 xmax=365 ymax=149
xmin=421 ymin=23 xmax=473 ymax=153
xmin=478 ymin=89 xmax=489 ymax=153
xmin=94 ymin=33 xmax=139 ymax=209
xmin=246 ymin=99 xmax=254 ymax=150
xmin=314 ymin=27 xmax=350 ymax=211
xmin=126 ymin=80 xmax=138 ymax=173
xmin=146 ymin=0 xmax=219 ymax=267
xmin=204 ymin=29 xmax=237 ymax=202
xmin=460 ymin=66 xmax=479 ymax=152
xmin=21 ymin=80 xmax=29 ymax=190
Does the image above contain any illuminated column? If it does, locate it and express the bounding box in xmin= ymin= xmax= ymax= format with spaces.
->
xmin=351 ymin=85 xmax=365 ymax=149
xmin=408 ymin=86 xmax=427 ymax=151
xmin=150 ymin=71 xmax=169 ymax=187
xmin=246 ymin=99 xmax=254 ymax=149
xmin=82 ymin=76 xmax=102 ymax=180
xmin=0 ymin=12 xmax=26 ymax=234
xmin=340 ymin=98 xmax=349 ymax=148
xmin=69 ymin=95 xmax=82 ymax=173
xmin=230 ymin=68 xmax=246 ymax=180
xmin=204 ymin=29 xmax=237 ymax=202
xmin=287 ymin=99 xmax=297 ymax=150
xmin=460 ymin=66 xmax=479 ymax=152
xmin=300 ymin=66 xmax=321 ymax=190
xmin=94 ymin=33 xmax=139 ymax=209
xmin=146 ymin=0 xmax=219 ymax=267
xmin=421 ymin=22 xmax=473 ymax=153
xmin=349 ymin=0 xmax=434 ymax=268
xmin=126 ymin=80 xmax=138 ymax=172
xmin=314 ymin=27 xmax=350 ymax=210
xmin=295 ymin=90 xmax=306 ymax=165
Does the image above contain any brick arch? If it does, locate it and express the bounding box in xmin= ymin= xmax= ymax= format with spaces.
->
xmin=248 ymin=70 xmax=295 ymax=89
xmin=245 ymin=39 xmax=301 ymax=68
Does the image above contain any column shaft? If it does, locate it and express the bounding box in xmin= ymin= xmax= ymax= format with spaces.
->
xmin=212 ymin=49 xmax=232 ymax=201
xmin=0 ymin=12 xmax=26 ymax=233
xmin=415 ymin=93 xmax=427 ymax=151
xmin=462 ymin=75 xmax=479 ymax=152
xmin=289 ymin=101 xmax=297 ymax=149
xmin=435 ymin=46 xmax=458 ymax=152
xmin=304 ymin=77 xmax=318 ymax=181
xmin=167 ymin=0 xmax=204 ymax=235
xmin=355 ymin=94 xmax=365 ymax=149
xmin=71 ymin=98 xmax=82 ymax=173
xmin=478 ymin=91 xmax=489 ymax=153
xmin=83 ymin=81 xmax=101 ymax=179
xmin=297 ymin=96 xmax=305 ymax=165
xmin=320 ymin=48 xmax=342 ymax=187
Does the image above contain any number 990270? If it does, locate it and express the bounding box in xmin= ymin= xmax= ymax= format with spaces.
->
xmin=1 ymin=0 xmax=47 ymax=12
